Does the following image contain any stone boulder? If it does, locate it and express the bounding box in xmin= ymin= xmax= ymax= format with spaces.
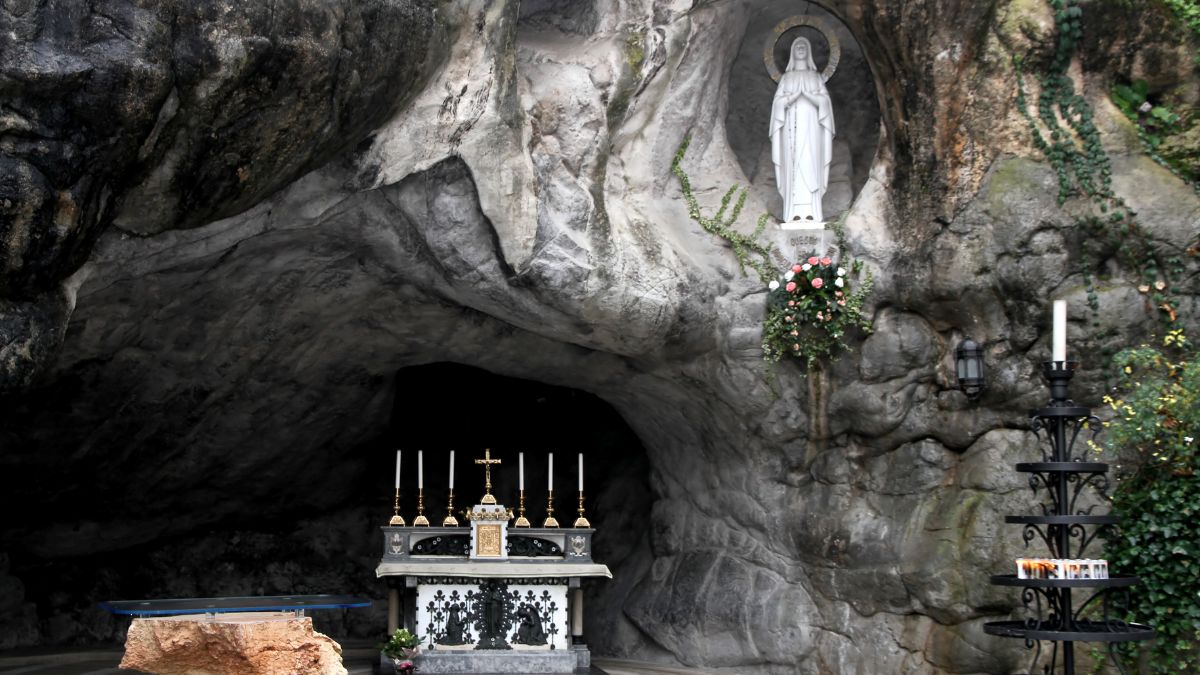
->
xmin=120 ymin=612 xmax=347 ymax=675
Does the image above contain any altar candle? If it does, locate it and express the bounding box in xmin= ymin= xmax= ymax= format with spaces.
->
xmin=449 ymin=450 xmax=455 ymax=489
xmin=548 ymin=452 xmax=554 ymax=491
xmin=578 ymin=453 xmax=583 ymax=491
xmin=418 ymin=450 xmax=424 ymax=489
xmin=1052 ymin=300 xmax=1067 ymax=362
xmin=519 ymin=452 xmax=525 ymax=490
xmin=394 ymin=450 xmax=401 ymax=489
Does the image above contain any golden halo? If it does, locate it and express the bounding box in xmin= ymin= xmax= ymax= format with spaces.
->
xmin=763 ymin=15 xmax=841 ymax=83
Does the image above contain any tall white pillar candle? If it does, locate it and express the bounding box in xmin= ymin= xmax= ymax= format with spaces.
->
xmin=448 ymin=450 xmax=455 ymax=489
xmin=578 ymin=453 xmax=583 ymax=491
xmin=548 ymin=452 xmax=554 ymax=491
xmin=418 ymin=450 xmax=424 ymax=489
xmin=519 ymin=452 xmax=525 ymax=490
xmin=1052 ymin=300 xmax=1067 ymax=362
xmin=394 ymin=450 xmax=401 ymax=489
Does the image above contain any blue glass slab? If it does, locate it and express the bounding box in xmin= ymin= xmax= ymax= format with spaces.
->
xmin=100 ymin=594 xmax=371 ymax=616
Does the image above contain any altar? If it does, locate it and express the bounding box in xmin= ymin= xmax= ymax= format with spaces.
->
xmin=377 ymin=450 xmax=610 ymax=673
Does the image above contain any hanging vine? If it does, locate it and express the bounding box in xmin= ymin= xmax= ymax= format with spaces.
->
xmin=1013 ymin=0 xmax=1185 ymax=322
xmin=670 ymin=137 xmax=779 ymax=284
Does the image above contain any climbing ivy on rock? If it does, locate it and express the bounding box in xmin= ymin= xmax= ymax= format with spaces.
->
xmin=671 ymin=137 xmax=779 ymax=284
xmin=1014 ymin=0 xmax=1184 ymax=322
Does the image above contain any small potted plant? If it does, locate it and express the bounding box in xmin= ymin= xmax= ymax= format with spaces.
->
xmin=380 ymin=627 xmax=422 ymax=674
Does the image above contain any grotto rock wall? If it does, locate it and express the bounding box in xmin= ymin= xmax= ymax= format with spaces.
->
xmin=2 ymin=0 xmax=1199 ymax=673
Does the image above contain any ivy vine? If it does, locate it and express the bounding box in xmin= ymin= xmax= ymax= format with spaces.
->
xmin=670 ymin=137 xmax=779 ymax=284
xmin=1014 ymin=0 xmax=1183 ymax=322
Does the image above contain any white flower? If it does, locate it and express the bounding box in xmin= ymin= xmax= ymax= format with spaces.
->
xmin=836 ymin=267 xmax=847 ymax=276
xmin=834 ymin=277 xmax=844 ymax=288
xmin=801 ymin=263 xmax=812 ymax=271
xmin=1186 ymin=436 xmax=1195 ymax=444
xmin=768 ymin=280 xmax=780 ymax=290
xmin=1138 ymin=101 xmax=1152 ymax=113
xmin=784 ymin=271 xmax=795 ymax=281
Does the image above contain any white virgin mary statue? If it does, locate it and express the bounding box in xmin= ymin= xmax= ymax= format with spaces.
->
xmin=770 ymin=37 xmax=835 ymax=223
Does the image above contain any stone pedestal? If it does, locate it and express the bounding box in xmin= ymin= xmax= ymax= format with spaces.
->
xmin=769 ymin=226 xmax=839 ymax=265
xmin=406 ymin=650 xmax=585 ymax=673
xmin=120 ymin=611 xmax=346 ymax=675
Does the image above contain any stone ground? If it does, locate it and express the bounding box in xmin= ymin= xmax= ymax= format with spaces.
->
xmin=0 ymin=643 xmax=710 ymax=675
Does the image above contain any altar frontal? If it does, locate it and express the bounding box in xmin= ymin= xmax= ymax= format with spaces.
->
xmin=377 ymin=449 xmax=610 ymax=673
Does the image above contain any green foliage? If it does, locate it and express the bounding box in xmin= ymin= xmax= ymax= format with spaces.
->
xmin=1162 ymin=0 xmax=1200 ymax=44
xmin=379 ymin=627 xmax=422 ymax=659
xmin=1111 ymin=79 xmax=1199 ymax=189
xmin=1015 ymin=0 xmax=1183 ymax=324
xmin=761 ymin=256 xmax=873 ymax=367
xmin=671 ymin=137 xmax=779 ymax=283
xmin=1098 ymin=330 xmax=1200 ymax=673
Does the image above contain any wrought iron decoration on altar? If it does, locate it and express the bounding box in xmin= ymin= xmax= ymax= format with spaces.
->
xmin=423 ymin=580 xmax=561 ymax=650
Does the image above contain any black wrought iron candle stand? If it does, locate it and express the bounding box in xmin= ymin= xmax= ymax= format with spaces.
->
xmin=983 ymin=361 xmax=1154 ymax=674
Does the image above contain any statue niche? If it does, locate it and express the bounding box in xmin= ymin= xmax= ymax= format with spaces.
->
xmin=725 ymin=6 xmax=879 ymax=228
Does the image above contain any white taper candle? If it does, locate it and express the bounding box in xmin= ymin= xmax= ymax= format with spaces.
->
xmin=519 ymin=452 xmax=525 ymax=490
xmin=394 ymin=450 xmax=401 ymax=489
xmin=578 ymin=453 xmax=583 ymax=492
xmin=418 ymin=450 xmax=424 ymax=489
xmin=449 ymin=450 xmax=455 ymax=489
xmin=548 ymin=452 xmax=554 ymax=491
xmin=1052 ymin=300 xmax=1067 ymax=362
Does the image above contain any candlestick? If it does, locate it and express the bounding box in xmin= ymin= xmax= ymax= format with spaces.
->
xmin=413 ymin=487 xmax=429 ymax=526
xmin=449 ymin=450 xmax=455 ymax=489
xmin=443 ymin=489 xmax=458 ymax=526
xmin=515 ymin=489 xmax=531 ymax=527
xmin=388 ymin=487 xmax=405 ymax=526
xmin=394 ymin=450 xmax=401 ymax=489
xmin=548 ymin=452 xmax=554 ymax=491
xmin=578 ymin=453 xmax=583 ymax=492
xmin=418 ymin=450 xmax=424 ymax=489
xmin=519 ymin=452 xmax=525 ymax=491
xmin=573 ymin=490 xmax=590 ymax=528
xmin=1052 ymin=300 xmax=1067 ymax=362
xmin=544 ymin=489 xmax=559 ymax=528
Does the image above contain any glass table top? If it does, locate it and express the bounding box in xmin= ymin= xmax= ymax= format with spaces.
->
xmin=100 ymin=594 xmax=371 ymax=616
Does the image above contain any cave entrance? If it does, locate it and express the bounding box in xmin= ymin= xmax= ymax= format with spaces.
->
xmin=387 ymin=362 xmax=653 ymax=654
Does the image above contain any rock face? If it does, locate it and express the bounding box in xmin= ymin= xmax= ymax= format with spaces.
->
xmin=120 ymin=612 xmax=347 ymax=675
xmin=1 ymin=1 xmax=1198 ymax=673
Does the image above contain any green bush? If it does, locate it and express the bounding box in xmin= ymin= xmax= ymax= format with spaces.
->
xmin=1100 ymin=330 xmax=1200 ymax=673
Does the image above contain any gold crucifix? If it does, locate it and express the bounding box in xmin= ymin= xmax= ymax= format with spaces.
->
xmin=475 ymin=448 xmax=502 ymax=505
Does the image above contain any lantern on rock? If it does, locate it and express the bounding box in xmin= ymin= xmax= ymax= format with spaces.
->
xmin=955 ymin=338 xmax=986 ymax=399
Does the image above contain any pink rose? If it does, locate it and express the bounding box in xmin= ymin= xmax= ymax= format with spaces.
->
xmin=787 ymin=301 xmax=795 ymax=307
xmin=820 ymin=257 xmax=832 ymax=266
xmin=790 ymin=330 xmax=799 ymax=336
xmin=811 ymin=278 xmax=824 ymax=289
xmin=816 ymin=311 xmax=824 ymax=320
xmin=785 ymin=281 xmax=797 ymax=292
xmin=807 ymin=256 xmax=819 ymax=265
xmin=837 ymin=299 xmax=846 ymax=306
xmin=792 ymin=264 xmax=803 ymax=273
xmin=792 ymin=343 xmax=800 ymax=351
xmin=835 ymin=290 xmax=843 ymax=297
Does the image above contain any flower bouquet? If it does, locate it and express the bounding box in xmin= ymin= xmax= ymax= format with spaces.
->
xmin=379 ymin=627 xmax=422 ymax=674
xmin=762 ymin=254 xmax=872 ymax=366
